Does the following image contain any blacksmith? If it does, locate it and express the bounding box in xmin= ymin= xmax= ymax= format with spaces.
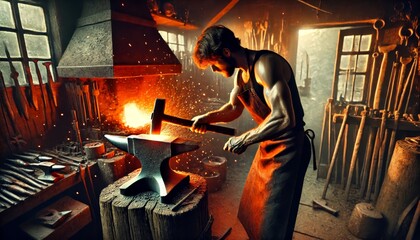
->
xmin=190 ymin=25 xmax=312 ymax=240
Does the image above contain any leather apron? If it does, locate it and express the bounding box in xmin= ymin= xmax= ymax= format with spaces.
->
xmin=236 ymin=50 xmax=311 ymax=240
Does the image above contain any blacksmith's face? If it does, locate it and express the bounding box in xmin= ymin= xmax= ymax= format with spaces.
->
xmin=209 ymin=55 xmax=236 ymax=78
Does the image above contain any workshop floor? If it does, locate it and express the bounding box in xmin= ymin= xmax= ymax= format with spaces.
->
xmin=207 ymin=146 xmax=361 ymax=240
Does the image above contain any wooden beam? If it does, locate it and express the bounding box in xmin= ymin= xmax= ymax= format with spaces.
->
xmin=333 ymin=114 xmax=420 ymax=132
xmin=297 ymin=0 xmax=333 ymax=15
xmin=205 ymin=0 xmax=240 ymax=29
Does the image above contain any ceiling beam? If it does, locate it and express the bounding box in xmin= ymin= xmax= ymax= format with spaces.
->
xmin=205 ymin=0 xmax=240 ymax=29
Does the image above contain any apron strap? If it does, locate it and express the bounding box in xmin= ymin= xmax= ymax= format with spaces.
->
xmin=305 ymin=129 xmax=317 ymax=170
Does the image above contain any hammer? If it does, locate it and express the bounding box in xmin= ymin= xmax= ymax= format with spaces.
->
xmin=150 ymin=99 xmax=236 ymax=136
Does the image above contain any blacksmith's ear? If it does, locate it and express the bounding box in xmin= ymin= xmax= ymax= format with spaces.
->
xmin=222 ymin=48 xmax=231 ymax=57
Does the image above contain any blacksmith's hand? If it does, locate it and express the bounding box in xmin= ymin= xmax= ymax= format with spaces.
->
xmin=191 ymin=114 xmax=208 ymax=134
xmin=224 ymin=136 xmax=247 ymax=154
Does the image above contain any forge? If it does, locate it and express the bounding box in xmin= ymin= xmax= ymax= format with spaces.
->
xmin=104 ymin=133 xmax=199 ymax=202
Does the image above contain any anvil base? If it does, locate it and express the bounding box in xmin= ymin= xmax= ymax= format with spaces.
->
xmin=120 ymin=171 xmax=190 ymax=203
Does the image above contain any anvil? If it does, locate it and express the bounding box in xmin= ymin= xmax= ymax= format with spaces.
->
xmin=104 ymin=134 xmax=199 ymax=202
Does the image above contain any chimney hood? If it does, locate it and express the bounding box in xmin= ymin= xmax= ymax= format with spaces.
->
xmin=57 ymin=0 xmax=182 ymax=79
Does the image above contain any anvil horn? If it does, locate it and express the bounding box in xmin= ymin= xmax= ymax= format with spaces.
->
xmin=104 ymin=134 xmax=128 ymax=152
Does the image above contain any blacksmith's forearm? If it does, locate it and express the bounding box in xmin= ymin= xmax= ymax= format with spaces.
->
xmin=205 ymin=103 xmax=243 ymax=123
xmin=242 ymin=115 xmax=294 ymax=146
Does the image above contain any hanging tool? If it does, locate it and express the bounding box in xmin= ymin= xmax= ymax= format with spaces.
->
xmin=91 ymin=80 xmax=101 ymax=125
xmin=82 ymin=84 xmax=93 ymax=122
xmin=33 ymin=59 xmax=49 ymax=129
xmin=400 ymin=51 xmax=418 ymax=113
xmin=0 ymin=71 xmax=17 ymax=133
xmin=71 ymin=110 xmax=84 ymax=150
xmin=372 ymin=44 xmax=397 ymax=109
xmin=4 ymin=42 xmax=29 ymax=120
xmin=42 ymin=61 xmax=57 ymax=108
xmin=403 ymin=59 xmax=417 ymax=113
xmin=367 ymin=19 xmax=385 ymax=106
xmin=385 ymin=56 xmax=401 ymax=112
xmin=75 ymin=81 xmax=87 ymax=126
xmin=394 ymin=56 xmax=412 ymax=110
xmin=23 ymin=65 xmax=39 ymax=110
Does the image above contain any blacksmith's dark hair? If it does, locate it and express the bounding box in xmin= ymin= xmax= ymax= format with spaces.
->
xmin=193 ymin=25 xmax=241 ymax=69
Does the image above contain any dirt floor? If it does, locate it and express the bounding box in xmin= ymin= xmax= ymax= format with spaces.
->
xmin=207 ymin=146 xmax=362 ymax=240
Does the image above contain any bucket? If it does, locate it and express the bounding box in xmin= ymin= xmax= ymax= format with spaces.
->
xmin=202 ymin=156 xmax=227 ymax=182
xmin=201 ymin=171 xmax=222 ymax=193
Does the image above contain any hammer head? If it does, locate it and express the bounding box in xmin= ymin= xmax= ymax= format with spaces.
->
xmin=150 ymin=98 xmax=166 ymax=135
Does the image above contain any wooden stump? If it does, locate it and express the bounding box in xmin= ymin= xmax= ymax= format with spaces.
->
xmin=97 ymin=154 xmax=128 ymax=185
xmin=99 ymin=170 xmax=210 ymax=240
xmin=376 ymin=139 xmax=420 ymax=239
xmin=99 ymin=169 xmax=140 ymax=240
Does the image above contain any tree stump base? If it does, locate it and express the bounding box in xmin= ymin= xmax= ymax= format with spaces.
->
xmin=99 ymin=169 xmax=211 ymax=240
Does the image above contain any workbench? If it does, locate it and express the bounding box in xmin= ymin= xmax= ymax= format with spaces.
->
xmin=0 ymin=161 xmax=98 ymax=239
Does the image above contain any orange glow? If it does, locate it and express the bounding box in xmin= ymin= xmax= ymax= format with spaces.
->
xmin=122 ymin=102 xmax=150 ymax=128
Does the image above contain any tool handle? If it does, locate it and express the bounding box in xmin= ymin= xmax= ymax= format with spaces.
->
xmin=312 ymin=200 xmax=339 ymax=217
xmin=164 ymin=115 xmax=236 ymax=136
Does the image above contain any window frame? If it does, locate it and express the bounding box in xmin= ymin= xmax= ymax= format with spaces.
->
xmin=0 ymin=0 xmax=55 ymax=86
xmin=331 ymin=27 xmax=375 ymax=105
xmin=158 ymin=30 xmax=186 ymax=56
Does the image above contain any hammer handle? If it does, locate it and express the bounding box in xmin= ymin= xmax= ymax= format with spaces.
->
xmin=164 ymin=115 xmax=236 ymax=136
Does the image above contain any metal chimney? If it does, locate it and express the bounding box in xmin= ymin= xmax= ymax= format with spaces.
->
xmin=57 ymin=0 xmax=182 ymax=78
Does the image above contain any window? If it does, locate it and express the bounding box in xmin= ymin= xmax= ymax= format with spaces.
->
xmin=333 ymin=27 xmax=374 ymax=104
xmin=0 ymin=0 xmax=54 ymax=87
xmin=158 ymin=30 xmax=185 ymax=56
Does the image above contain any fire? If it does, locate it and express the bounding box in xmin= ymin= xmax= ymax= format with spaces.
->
xmin=122 ymin=102 xmax=150 ymax=128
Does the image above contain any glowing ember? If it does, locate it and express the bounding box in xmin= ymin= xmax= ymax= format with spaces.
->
xmin=122 ymin=103 xmax=150 ymax=128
